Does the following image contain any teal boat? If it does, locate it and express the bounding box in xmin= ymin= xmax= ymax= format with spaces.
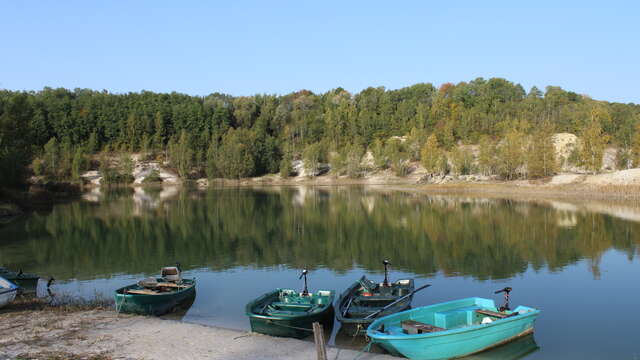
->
xmin=114 ymin=265 xmax=196 ymax=316
xmin=367 ymin=296 xmax=540 ymax=360
xmin=246 ymin=270 xmax=335 ymax=339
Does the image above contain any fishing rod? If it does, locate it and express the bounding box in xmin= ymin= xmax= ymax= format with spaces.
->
xmin=364 ymin=284 xmax=431 ymax=319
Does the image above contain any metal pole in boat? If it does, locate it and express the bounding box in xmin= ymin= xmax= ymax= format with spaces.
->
xmin=494 ymin=287 xmax=512 ymax=311
xmin=383 ymin=259 xmax=390 ymax=287
xmin=299 ymin=269 xmax=309 ymax=296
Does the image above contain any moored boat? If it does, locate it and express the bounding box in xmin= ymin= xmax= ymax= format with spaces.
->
xmin=0 ymin=276 xmax=19 ymax=308
xmin=0 ymin=267 xmax=39 ymax=293
xmin=336 ymin=260 xmax=415 ymax=335
xmin=114 ymin=265 xmax=196 ymax=316
xmin=246 ymin=269 xmax=335 ymax=339
xmin=366 ymin=294 xmax=540 ymax=360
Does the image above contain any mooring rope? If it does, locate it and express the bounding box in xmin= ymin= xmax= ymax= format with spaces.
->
xmin=351 ymin=342 xmax=373 ymax=360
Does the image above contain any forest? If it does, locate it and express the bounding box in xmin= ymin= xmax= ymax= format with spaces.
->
xmin=1 ymin=77 xmax=639 ymax=188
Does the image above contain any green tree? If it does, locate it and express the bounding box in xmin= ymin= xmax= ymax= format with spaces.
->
xmin=420 ymin=134 xmax=442 ymax=174
xmin=371 ymin=139 xmax=388 ymax=170
xmin=385 ymin=139 xmax=410 ymax=177
xmin=71 ymin=147 xmax=85 ymax=180
xmin=43 ymin=137 xmax=60 ymax=179
xmin=279 ymin=150 xmax=293 ymax=178
xmin=498 ymin=129 xmax=525 ymax=180
xmin=477 ymin=136 xmax=497 ymax=175
xmin=527 ymin=122 xmax=557 ymax=178
xmin=169 ymin=131 xmax=194 ymax=178
xmin=631 ymin=122 xmax=640 ymax=167
xmin=303 ymin=142 xmax=325 ymax=177
xmin=218 ymin=128 xmax=256 ymax=179
xmin=578 ymin=120 xmax=609 ymax=174
xmin=452 ymin=147 xmax=474 ymax=175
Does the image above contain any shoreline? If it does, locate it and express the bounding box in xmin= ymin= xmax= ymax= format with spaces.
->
xmin=0 ymin=304 xmax=394 ymax=360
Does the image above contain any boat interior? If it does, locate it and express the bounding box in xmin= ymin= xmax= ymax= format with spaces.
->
xmin=374 ymin=299 xmax=528 ymax=336
xmin=257 ymin=289 xmax=332 ymax=316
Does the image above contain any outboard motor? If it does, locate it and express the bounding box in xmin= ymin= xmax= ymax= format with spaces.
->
xmin=299 ymin=269 xmax=309 ymax=296
xmin=495 ymin=287 xmax=512 ymax=312
xmin=161 ymin=266 xmax=182 ymax=282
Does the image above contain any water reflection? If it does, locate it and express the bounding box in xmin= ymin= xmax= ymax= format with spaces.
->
xmin=0 ymin=186 xmax=638 ymax=282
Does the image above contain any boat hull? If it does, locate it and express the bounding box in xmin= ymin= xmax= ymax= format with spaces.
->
xmin=114 ymin=278 xmax=196 ymax=316
xmin=367 ymin=297 xmax=540 ymax=360
xmin=0 ymin=277 xmax=18 ymax=308
xmin=248 ymin=307 xmax=334 ymax=339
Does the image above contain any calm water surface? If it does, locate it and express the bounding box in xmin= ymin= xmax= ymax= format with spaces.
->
xmin=1 ymin=186 xmax=639 ymax=359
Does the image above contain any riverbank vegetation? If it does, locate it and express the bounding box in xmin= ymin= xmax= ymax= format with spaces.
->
xmin=1 ymin=78 xmax=639 ymax=189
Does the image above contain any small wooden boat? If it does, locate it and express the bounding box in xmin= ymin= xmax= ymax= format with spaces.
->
xmin=246 ymin=270 xmax=335 ymax=339
xmin=0 ymin=267 xmax=39 ymax=293
xmin=366 ymin=295 xmax=540 ymax=360
xmin=114 ymin=265 xmax=196 ymax=316
xmin=336 ymin=260 xmax=415 ymax=335
xmin=0 ymin=276 xmax=19 ymax=308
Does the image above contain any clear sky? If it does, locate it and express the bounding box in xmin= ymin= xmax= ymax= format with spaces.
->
xmin=1 ymin=1 xmax=638 ymax=103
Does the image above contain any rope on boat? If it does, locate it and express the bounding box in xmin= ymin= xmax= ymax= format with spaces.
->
xmin=351 ymin=342 xmax=373 ymax=360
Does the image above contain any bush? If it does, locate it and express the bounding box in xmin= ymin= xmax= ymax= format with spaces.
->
xmin=142 ymin=169 xmax=163 ymax=184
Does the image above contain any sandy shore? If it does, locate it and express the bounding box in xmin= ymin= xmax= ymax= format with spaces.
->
xmin=0 ymin=306 xmax=395 ymax=360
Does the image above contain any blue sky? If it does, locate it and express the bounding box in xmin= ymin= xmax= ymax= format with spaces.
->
xmin=1 ymin=1 xmax=638 ymax=103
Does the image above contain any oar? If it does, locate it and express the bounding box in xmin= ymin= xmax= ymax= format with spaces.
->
xmin=342 ymin=296 xmax=354 ymax=317
xmin=364 ymin=284 xmax=431 ymax=319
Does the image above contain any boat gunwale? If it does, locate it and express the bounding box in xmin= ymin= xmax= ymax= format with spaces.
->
xmin=0 ymin=287 xmax=19 ymax=296
xmin=367 ymin=297 xmax=540 ymax=341
xmin=246 ymin=288 xmax=335 ymax=321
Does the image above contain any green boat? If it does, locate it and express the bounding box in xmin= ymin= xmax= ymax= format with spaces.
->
xmin=114 ymin=265 xmax=196 ymax=316
xmin=0 ymin=267 xmax=40 ymax=293
xmin=246 ymin=270 xmax=335 ymax=339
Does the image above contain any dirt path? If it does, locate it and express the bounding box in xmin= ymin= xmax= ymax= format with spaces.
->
xmin=0 ymin=308 xmax=394 ymax=360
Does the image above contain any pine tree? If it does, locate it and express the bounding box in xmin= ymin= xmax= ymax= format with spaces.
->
xmin=421 ymin=134 xmax=442 ymax=174
xmin=279 ymin=150 xmax=293 ymax=178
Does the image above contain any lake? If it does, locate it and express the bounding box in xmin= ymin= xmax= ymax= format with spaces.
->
xmin=1 ymin=186 xmax=638 ymax=359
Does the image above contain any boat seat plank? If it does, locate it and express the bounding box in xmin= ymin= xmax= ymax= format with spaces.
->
xmin=156 ymin=282 xmax=189 ymax=288
xmin=401 ymin=320 xmax=445 ymax=334
xmin=126 ymin=289 xmax=160 ymax=295
xmin=476 ymin=309 xmax=517 ymax=319
xmin=271 ymin=302 xmax=313 ymax=309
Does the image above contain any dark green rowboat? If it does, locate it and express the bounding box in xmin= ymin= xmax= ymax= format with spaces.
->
xmin=246 ymin=288 xmax=335 ymax=338
xmin=336 ymin=275 xmax=415 ymax=336
xmin=0 ymin=267 xmax=39 ymax=293
xmin=114 ymin=278 xmax=196 ymax=316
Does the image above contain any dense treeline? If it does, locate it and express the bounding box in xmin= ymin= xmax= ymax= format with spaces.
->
xmin=1 ymin=78 xmax=639 ymax=187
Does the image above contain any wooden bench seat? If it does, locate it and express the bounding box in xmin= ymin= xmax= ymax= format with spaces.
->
xmin=401 ymin=320 xmax=445 ymax=334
